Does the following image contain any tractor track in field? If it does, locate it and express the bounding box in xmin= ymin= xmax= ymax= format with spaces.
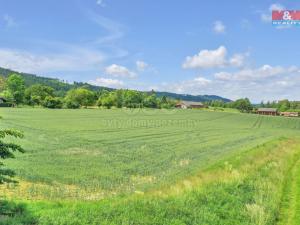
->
xmin=277 ymin=148 xmax=300 ymax=225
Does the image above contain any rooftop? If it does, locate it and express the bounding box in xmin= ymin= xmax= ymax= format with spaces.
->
xmin=180 ymin=101 xmax=204 ymax=106
xmin=257 ymin=108 xmax=278 ymax=112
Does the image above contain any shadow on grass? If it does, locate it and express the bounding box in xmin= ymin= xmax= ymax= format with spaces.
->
xmin=0 ymin=200 xmax=37 ymax=225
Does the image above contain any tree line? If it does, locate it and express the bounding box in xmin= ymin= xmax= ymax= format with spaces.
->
xmin=0 ymin=74 xmax=176 ymax=109
xmin=259 ymin=99 xmax=300 ymax=112
xmin=2 ymin=73 xmax=299 ymax=112
xmin=205 ymin=98 xmax=253 ymax=113
xmin=206 ymin=98 xmax=300 ymax=113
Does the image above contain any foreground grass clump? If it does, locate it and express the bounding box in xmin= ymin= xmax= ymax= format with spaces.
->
xmin=0 ymin=200 xmax=36 ymax=225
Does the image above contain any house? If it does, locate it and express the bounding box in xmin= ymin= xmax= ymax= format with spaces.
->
xmin=257 ymin=108 xmax=278 ymax=116
xmin=175 ymin=101 xmax=206 ymax=109
xmin=280 ymin=112 xmax=299 ymax=117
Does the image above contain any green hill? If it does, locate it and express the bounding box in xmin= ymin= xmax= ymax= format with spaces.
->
xmin=155 ymin=92 xmax=231 ymax=102
xmin=0 ymin=67 xmax=231 ymax=102
xmin=0 ymin=67 xmax=113 ymax=97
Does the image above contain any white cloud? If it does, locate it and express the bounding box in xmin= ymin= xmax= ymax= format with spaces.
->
xmin=214 ymin=65 xmax=298 ymax=81
xmin=261 ymin=3 xmax=285 ymax=23
xmin=163 ymin=61 xmax=300 ymax=102
xmin=214 ymin=72 xmax=232 ymax=81
xmin=3 ymin=14 xmax=17 ymax=27
xmin=194 ymin=76 xmax=211 ymax=85
xmin=88 ymin=12 xmax=124 ymax=44
xmin=261 ymin=14 xmax=272 ymax=23
xmin=213 ymin=21 xmax=226 ymax=34
xmin=270 ymin=3 xmax=285 ymax=11
xmin=84 ymin=11 xmax=128 ymax=58
xmin=88 ymin=77 xmax=124 ymax=88
xmin=276 ymin=80 xmax=289 ymax=86
xmin=136 ymin=60 xmax=148 ymax=71
xmin=165 ymin=76 xmax=212 ymax=94
xmin=105 ymin=64 xmax=136 ymax=78
xmin=183 ymin=46 xmax=227 ymax=69
xmin=0 ymin=12 xmax=127 ymax=75
xmin=229 ymin=53 xmax=246 ymax=67
xmin=96 ymin=0 xmax=105 ymax=6
xmin=0 ymin=48 xmax=104 ymax=73
xmin=183 ymin=46 xmax=246 ymax=69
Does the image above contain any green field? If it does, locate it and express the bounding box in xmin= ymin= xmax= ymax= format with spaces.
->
xmin=1 ymin=108 xmax=300 ymax=224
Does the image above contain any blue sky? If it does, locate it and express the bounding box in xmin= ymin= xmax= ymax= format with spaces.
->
xmin=0 ymin=0 xmax=300 ymax=102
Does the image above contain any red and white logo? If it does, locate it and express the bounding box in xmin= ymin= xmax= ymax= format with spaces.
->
xmin=272 ymin=10 xmax=300 ymax=21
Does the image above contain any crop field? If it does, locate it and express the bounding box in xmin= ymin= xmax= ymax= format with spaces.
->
xmin=1 ymin=108 xmax=300 ymax=224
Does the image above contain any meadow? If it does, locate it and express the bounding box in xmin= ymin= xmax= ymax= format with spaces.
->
xmin=1 ymin=108 xmax=300 ymax=224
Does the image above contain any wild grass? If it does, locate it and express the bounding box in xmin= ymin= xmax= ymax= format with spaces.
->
xmin=0 ymin=200 xmax=36 ymax=225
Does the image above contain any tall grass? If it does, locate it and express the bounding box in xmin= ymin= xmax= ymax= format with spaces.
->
xmin=0 ymin=200 xmax=36 ymax=225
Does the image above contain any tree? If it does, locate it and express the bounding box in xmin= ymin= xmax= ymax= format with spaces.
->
xmin=24 ymin=84 xmax=54 ymax=106
xmin=0 ymin=76 xmax=6 ymax=92
xmin=208 ymin=100 xmax=226 ymax=108
xmin=64 ymin=88 xmax=96 ymax=108
xmin=143 ymin=94 xmax=158 ymax=108
xmin=42 ymin=96 xmax=63 ymax=109
xmin=100 ymin=92 xmax=116 ymax=109
xmin=6 ymin=74 xmax=25 ymax=105
xmin=123 ymin=90 xmax=143 ymax=108
xmin=115 ymin=90 xmax=124 ymax=108
xmin=161 ymin=96 xmax=168 ymax=104
xmin=64 ymin=99 xmax=80 ymax=109
xmin=159 ymin=96 xmax=176 ymax=109
xmin=0 ymin=129 xmax=25 ymax=184
xmin=234 ymin=98 xmax=253 ymax=113
xmin=278 ymin=99 xmax=290 ymax=112
xmin=0 ymin=90 xmax=14 ymax=102
xmin=97 ymin=90 xmax=109 ymax=107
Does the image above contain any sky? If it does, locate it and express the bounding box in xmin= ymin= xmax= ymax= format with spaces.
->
xmin=0 ymin=0 xmax=300 ymax=102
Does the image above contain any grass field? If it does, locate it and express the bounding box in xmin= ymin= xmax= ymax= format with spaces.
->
xmin=1 ymin=108 xmax=300 ymax=224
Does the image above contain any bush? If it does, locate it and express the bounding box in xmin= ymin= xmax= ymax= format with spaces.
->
xmin=42 ymin=97 xmax=63 ymax=109
xmin=64 ymin=88 xmax=96 ymax=108
xmin=64 ymin=99 xmax=80 ymax=109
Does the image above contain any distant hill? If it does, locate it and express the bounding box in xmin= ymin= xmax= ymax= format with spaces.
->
xmin=0 ymin=67 xmax=113 ymax=97
xmin=155 ymin=92 xmax=231 ymax=103
xmin=0 ymin=67 xmax=231 ymax=102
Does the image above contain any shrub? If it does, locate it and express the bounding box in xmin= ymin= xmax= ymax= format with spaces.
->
xmin=64 ymin=88 xmax=96 ymax=108
xmin=42 ymin=97 xmax=63 ymax=109
xmin=64 ymin=99 xmax=80 ymax=109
